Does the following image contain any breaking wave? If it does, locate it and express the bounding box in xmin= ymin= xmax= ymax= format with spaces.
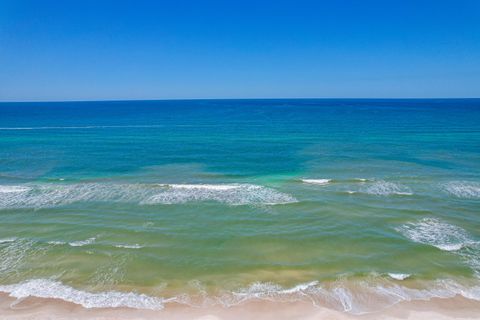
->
xmin=0 ymin=183 xmax=297 ymax=209
xmin=301 ymin=179 xmax=331 ymax=185
xmin=396 ymin=218 xmax=475 ymax=252
xmin=0 ymin=238 xmax=17 ymax=244
xmin=388 ymin=273 xmax=411 ymax=281
xmin=362 ymin=181 xmax=412 ymax=196
xmin=1 ymin=277 xmax=480 ymax=314
xmin=114 ymin=244 xmax=143 ymax=249
xmin=0 ymin=279 xmax=166 ymax=310
xmin=0 ymin=186 xmax=31 ymax=193
xmin=443 ymin=181 xmax=480 ymax=199
xmin=69 ymin=237 xmax=96 ymax=247
xmin=396 ymin=218 xmax=480 ymax=276
xmin=142 ymin=184 xmax=297 ymax=205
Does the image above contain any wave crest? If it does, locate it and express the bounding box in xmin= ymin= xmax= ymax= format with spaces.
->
xmin=0 ymin=183 xmax=297 ymax=209
xmin=396 ymin=218 xmax=480 ymax=276
xmin=443 ymin=181 xmax=480 ymax=199
xmin=143 ymin=184 xmax=297 ymax=205
xmin=301 ymin=179 xmax=331 ymax=185
xmin=363 ymin=181 xmax=412 ymax=196
xmin=0 ymin=279 xmax=165 ymax=310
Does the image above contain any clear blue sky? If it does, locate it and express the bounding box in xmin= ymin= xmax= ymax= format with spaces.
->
xmin=1 ymin=0 xmax=479 ymax=101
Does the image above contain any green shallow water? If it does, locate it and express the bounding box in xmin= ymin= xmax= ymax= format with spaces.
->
xmin=0 ymin=99 xmax=479 ymax=312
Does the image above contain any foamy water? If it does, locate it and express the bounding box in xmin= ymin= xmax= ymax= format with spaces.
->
xmin=363 ymin=181 xmax=413 ymax=196
xmin=0 ymin=183 xmax=297 ymax=209
xmin=301 ymin=179 xmax=331 ymax=185
xmin=443 ymin=181 xmax=480 ymax=199
xmin=0 ymin=277 xmax=479 ymax=314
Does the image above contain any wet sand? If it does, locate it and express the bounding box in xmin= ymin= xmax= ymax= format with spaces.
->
xmin=1 ymin=294 xmax=480 ymax=320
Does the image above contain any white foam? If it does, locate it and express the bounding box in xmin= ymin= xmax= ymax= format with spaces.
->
xmin=69 ymin=237 xmax=96 ymax=247
xmin=396 ymin=218 xmax=480 ymax=276
xmin=363 ymin=181 xmax=412 ymax=196
xmin=443 ymin=181 xmax=480 ymax=199
xmin=0 ymin=238 xmax=17 ymax=244
xmin=115 ymin=244 xmax=143 ymax=249
xmin=0 ymin=186 xmax=30 ymax=193
xmin=47 ymin=241 xmax=66 ymax=245
xmin=0 ymin=279 xmax=165 ymax=310
xmin=225 ymin=278 xmax=480 ymax=314
xmin=388 ymin=273 xmax=411 ymax=281
xmin=157 ymin=184 xmax=240 ymax=191
xmin=0 ymin=183 xmax=297 ymax=209
xmin=301 ymin=179 xmax=331 ymax=185
xmin=331 ymin=287 xmax=353 ymax=312
xmin=280 ymin=281 xmax=320 ymax=294
xmin=144 ymin=184 xmax=297 ymax=206
xmin=0 ymin=278 xmax=480 ymax=314
xmin=0 ymin=237 xmax=17 ymax=244
xmin=396 ymin=218 xmax=472 ymax=252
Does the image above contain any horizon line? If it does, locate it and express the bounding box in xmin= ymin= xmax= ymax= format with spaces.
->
xmin=1 ymin=97 xmax=480 ymax=103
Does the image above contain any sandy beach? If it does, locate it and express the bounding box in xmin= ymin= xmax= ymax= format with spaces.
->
xmin=1 ymin=294 xmax=480 ymax=320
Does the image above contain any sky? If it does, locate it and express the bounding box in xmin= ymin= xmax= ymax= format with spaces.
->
xmin=0 ymin=0 xmax=479 ymax=101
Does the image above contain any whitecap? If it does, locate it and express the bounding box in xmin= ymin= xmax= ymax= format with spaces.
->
xmin=0 ymin=186 xmax=30 ymax=193
xmin=443 ymin=181 xmax=480 ymax=199
xmin=144 ymin=184 xmax=297 ymax=206
xmin=157 ymin=184 xmax=240 ymax=191
xmin=396 ymin=218 xmax=472 ymax=252
xmin=396 ymin=218 xmax=480 ymax=276
xmin=69 ymin=237 xmax=96 ymax=247
xmin=0 ymin=237 xmax=17 ymax=244
xmin=0 ymin=183 xmax=297 ymax=209
xmin=47 ymin=241 xmax=66 ymax=245
xmin=363 ymin=181 xmax=412 ymax=196
xmin=115 ymin=244 xmax=143 ymax=249
xmin=301 ymin=179 xmax=331 ymax=185
xmin=0 ymin=279 xmax=166 ymax=310
xmin=388 ymin=273 xmax=411 ymax=281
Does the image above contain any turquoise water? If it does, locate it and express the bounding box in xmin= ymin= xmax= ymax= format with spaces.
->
xmin=0 ymin=99 xmax=479 ymax=313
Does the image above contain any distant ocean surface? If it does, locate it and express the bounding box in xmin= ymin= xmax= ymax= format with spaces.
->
xmin=0 ymin=99 xmax=479 ymax=314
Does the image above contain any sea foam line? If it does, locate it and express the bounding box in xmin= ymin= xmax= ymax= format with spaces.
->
xmin=69 ymin=237 xmax=96 ymax=247
xmin=0 ymin=279 xmax=166 ymax=310
xmin=301 ymin=179 xmax=331 ymax=185
xmin=0 ymin=278 xmax=479 ymax=314
xmin=0 ymin=238 xmax=17 ymax=244
xmin=114 ymin=244 xmax=143 ymax=249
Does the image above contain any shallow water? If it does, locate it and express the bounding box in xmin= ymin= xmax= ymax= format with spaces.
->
xmin=0 ymin=99 xmax=479 ymax=313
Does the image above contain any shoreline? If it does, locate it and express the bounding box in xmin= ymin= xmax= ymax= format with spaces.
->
xmin=1 ymin=294 xmax=480 ymax=319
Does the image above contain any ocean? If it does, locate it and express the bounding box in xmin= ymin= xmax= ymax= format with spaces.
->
xmin=0 ymin=99 xmax=479 ymax=314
